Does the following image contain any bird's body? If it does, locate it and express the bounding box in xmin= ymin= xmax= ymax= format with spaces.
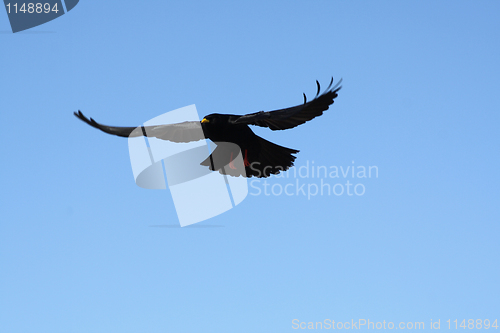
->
xmin=75 ymin=78 xmax=341 ymax=178
xmin=200 ymin=114 xmax=248 ymax=142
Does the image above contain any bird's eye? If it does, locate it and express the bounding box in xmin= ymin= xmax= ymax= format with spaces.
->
xmin=201 ymin=118 xmax=210 ymax=124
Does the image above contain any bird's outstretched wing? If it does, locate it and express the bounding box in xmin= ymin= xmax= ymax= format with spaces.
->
xmin=74 ymin=111 xmax=205 ymax=143
xmin=233 ymin=78 xmax=342 ymax=130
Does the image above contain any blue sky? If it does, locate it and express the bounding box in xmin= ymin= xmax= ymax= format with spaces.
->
xmin=1 ymin=1 xmax=499 ymax=332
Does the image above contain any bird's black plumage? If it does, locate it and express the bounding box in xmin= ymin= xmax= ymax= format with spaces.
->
xmin=74 ymin=78 xmax=342 ymax=178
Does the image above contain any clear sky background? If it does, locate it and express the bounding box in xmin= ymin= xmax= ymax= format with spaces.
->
xmin=1 ymin=1 xmax=499 ymax=332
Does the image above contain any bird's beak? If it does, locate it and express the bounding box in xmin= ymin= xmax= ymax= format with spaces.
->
xmin=201 ymin=118 xmax=209 ymax=124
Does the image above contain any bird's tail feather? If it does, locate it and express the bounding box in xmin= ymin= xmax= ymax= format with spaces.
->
xmin=200 ymin=135 xmax=299 ymax=178
xmin=246 ymin=135 xmax=299 ymax=178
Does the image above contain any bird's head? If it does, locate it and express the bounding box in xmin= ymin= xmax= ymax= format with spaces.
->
xmin=201 ymin=113 xmax=230 ymax=127
xmin=201 ymin=115 xmax=213 ymax=124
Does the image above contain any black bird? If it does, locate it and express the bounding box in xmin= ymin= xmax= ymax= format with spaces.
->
xmin=74 ymin=78 xmax=342 ymax=178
